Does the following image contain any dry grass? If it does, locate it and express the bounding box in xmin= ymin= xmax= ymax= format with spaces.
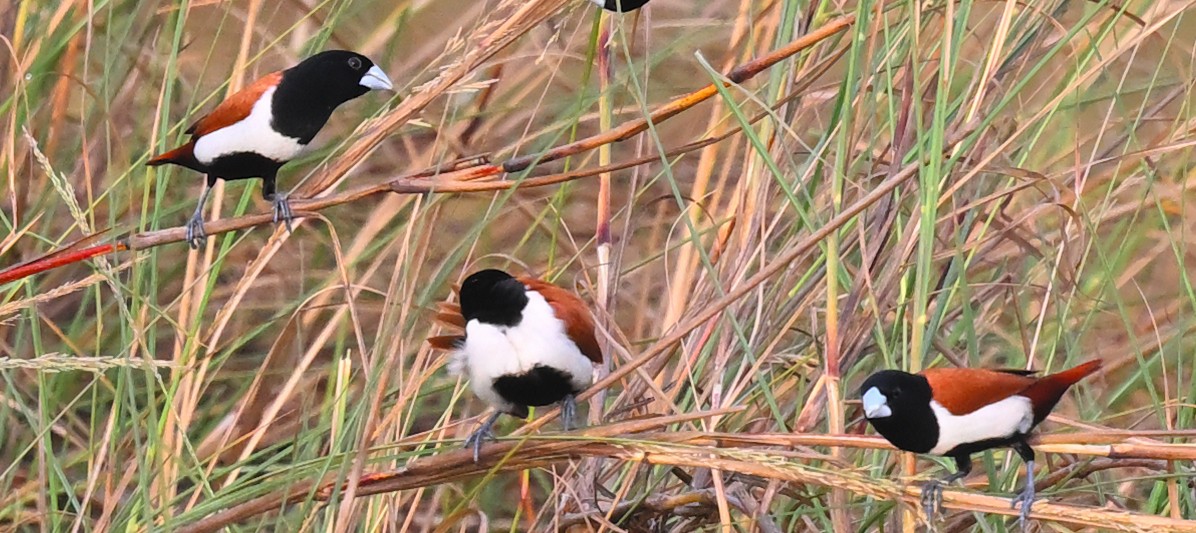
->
xmin=4 ymin=0 xmax=1196 ymax=531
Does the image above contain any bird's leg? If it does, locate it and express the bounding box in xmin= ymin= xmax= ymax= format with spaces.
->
xmin=921 ymin=456 xmax=971 ymax=524
xmin=561 ymin=394 xmax=579 ymax=431
xmin=186 ymin=178 xmax=216 ymax=249
xmin=1010 ymin=440 xmax=1037 ymax=528
xmin=463 ymin=412 xmax=502 ymax=463
xmin=262 ymin=176 xmax=293 ymax=233
xmin=1010 ymin=459 xmax=1036 ymax=529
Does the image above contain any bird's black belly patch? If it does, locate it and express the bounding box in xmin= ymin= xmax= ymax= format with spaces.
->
xmin=492 ymin=365 xmax=580 ymax=409
xmin=943 ymin=434 xmax=1023 ymax=458
xmin=206 ymin=152 xmax=284 ymax=180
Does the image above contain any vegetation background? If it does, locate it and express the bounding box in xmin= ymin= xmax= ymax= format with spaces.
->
xmin=3 ymin=0 xmax=1196 ymax=531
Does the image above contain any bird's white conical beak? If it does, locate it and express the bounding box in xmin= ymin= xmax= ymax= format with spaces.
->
xmin=360 ymin=65 xmax=393 ymax=91
xmin=862 ymin=387 xmax=892 ymax=419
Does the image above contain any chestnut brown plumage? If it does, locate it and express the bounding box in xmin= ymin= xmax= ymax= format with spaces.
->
xmin=148 ymin=51 xmax=392 ymax=248
xmin=428 ymin=269 xmax=601 ymax=461
xmin=860 ymin=360 xmax=1101 ymax=526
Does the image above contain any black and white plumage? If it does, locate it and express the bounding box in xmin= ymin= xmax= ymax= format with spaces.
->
xmin=860 ymin=361 xmax=1102 ymax=525
xmin=590 ymin=0 xmax=649 ymax=12
xmin=148 ymin=50 xmax=392 ymax=248
xmin=428 ymin=269 xmax=602 ymax=462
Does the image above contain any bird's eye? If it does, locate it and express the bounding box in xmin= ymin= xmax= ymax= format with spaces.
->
xmin=889 ymin=388 xmax=902 ymax=399
xmin=348 ymin=57 xmax=362 ymax=69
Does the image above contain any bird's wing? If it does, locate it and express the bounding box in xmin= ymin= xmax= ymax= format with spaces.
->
xmin=920 ymin=368 xmax=1036 ymax=416
xmin=519 ymin=277 xmax=603 ymax=364
xmin=992 ymin=368 xmax=1038 ymax=377
xmin=186 ymin=71 xmax=283 ymax=137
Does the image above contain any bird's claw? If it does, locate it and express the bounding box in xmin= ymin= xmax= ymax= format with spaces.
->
xmin=1011 ymin=483 xmax=1036 ymax=529
xmin=463 ymin=412 xmax=501 ymax=463
xmin=561 ymin=394 xmax=579 ymax=432
xmin=185 ymin=214 xmax=207 ymax=249
xmin=271 ymin=193 xmax=294 ymax=233
xmin=920 ymin=479 xmax=945 ymax=524
xmin=463 ymin=426 xmax=496 ymax=463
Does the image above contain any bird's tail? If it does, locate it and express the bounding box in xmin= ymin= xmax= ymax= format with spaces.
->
xmin=426 ymin=292 xmax=465 ymax=351
xmin=1023 ymin=360 xmax=1102 ymax=424
xmin=147 ymin=141 xmax=198 ymax=168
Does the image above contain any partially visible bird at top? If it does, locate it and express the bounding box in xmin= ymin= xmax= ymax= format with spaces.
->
xmin=860 ymin=360 xmax=1102 ymax=527
xmin=428 ymin=269 xmax=602 ymax=462
xmin=591 ymin=0 xmax=649 ymax=12
xmin=148 ymin=50 xmax=393 ymax=249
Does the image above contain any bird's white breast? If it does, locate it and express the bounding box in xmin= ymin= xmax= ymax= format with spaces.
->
xmin=449 ymin=290 xmax=595 ymax=412
xmin=929 ymin=395 xmax=1034 ymax=455
xmin=193 ymin=86 xmax=305 ymax=165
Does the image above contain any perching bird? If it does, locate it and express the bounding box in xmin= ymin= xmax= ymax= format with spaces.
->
xmin=148 ymin=50 xmax=392 ymax=248
xmin=428 ymin=269 xmax=601 ymax=462
xmin=860 ymin=360 xmax=1101 ymax=525
xmin=591 ymin=0 xmax=649 ymax=12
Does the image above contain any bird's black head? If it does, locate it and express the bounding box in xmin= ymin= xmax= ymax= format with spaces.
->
xmin=272 ymin=50 xmax=392 ymax=141
xmin=286 ymin=50 xmax=393 ymax=102
xmin=458 ymin=269 xmax=529 ymax=327
xmin=596 ymin=0 xmax=650 ymax=11
xmin=859 ymin=369 xmax=938 ymax=454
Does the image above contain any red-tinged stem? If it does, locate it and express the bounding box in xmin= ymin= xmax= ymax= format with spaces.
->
xmin=0 ymin=241 xmax=127 ymax=285
xmin=0 ymin=17 xmax=855 ymax=287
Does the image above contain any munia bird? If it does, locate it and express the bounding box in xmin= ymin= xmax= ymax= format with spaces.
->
xmin=591 ymin=0 xmax=649 ymax=11
xmin=148 ymin=50 xmax=392 ymax=248
xmin=428 ymin=269 xmax=602 ymax=462
xmin=860 ymin=360 xmax=1101 ymax=525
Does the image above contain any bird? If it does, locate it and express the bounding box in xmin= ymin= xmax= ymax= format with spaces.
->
xmin=591 ymin=0 xmax=649 ymax=12
xmin=859 ymin=360 xmax=1101 ymax=525
xmin=427 ymin=269 xmax=602 ymax=462
xmin=147 ymin=50 xmax=393 ymax=249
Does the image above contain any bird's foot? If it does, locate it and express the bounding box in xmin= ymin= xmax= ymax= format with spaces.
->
xmin=463 ymin=426 xmax=495 ymax=464
xmin=1011 ymin=480 xmax=1036 ymax=529
xmin=561 ymin=394 xmax=579 ymax=432
xmin=185 ymin=213 xmax=207 ymax=249
xmin=463 ymin=412 xmax=501 ymax=463
xmin=270 ymin=193 xmax=294 ymax=233
xmin=920 ymin=479 xmax=945 ymax=524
